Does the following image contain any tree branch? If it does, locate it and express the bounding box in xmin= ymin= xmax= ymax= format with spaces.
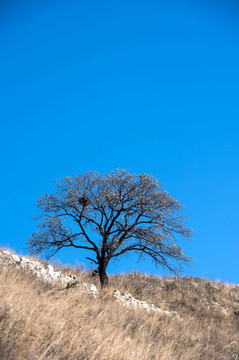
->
xmin=86 ymin=257 xmax=99 ymax=264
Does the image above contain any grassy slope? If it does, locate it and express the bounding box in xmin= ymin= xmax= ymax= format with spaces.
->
xmin=0 ymin=262 xmax=239 ymax=360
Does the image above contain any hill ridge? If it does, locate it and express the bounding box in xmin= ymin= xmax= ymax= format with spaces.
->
xmin=1 ymin=247 xmax=239 ymax=359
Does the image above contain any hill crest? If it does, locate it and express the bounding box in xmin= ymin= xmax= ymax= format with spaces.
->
xmin=1 ymin=247 xmax=239 ymax=359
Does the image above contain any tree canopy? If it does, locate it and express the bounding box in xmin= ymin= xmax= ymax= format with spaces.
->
xmin=28 ymin=169 xmax=192 ymax=287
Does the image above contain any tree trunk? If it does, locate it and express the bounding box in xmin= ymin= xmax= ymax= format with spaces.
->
xmin=98 ymin=258 xmax=108 ymax=288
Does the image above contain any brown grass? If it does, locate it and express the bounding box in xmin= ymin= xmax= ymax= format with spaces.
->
xmin=0 ymin=264 xmax=239 ymax=359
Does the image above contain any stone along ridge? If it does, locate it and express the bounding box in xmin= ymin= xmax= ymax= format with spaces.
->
xmin=113 ymin=290 xmax=182 ymax=319
xmin=0 ymin=249 xmax=99 ymax=296
xmin=0 ymin=249 xmax=182 ymax=318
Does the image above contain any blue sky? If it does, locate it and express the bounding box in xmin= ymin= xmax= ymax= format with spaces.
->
xmin=0 ymin=0 xmax=238 ymax=282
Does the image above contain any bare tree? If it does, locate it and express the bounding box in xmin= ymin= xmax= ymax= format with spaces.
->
xmin=28 ymin=169 xmax=192 ymax=288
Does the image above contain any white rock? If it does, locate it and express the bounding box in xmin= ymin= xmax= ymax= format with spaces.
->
xmin=40 ymin=267 xmax=47 ymax=275
xmin=20 ymin=262 xmax=29 ymax=270
xmin=0 ymin=250 xmax=101 ymax=296
xmin=12 ymin=254 xmax=21 ymax=263
xmin=47 ymin=265 xmax=54 ymax=274
xmin=89 ymin=284 xmax=98 ymax=293
xmin=27 ymin=263 xmax=35 ymax=272
xmin=35 ymin=271 xmax=42 ymax=278
xmin=192 ymin=282 xmax=199 ymax=287
xmin=2 ymin=250 xmax=11 ymax=256
xmin=30 ymin=261 xmax=39 ymax=268
xmin=54 ymin=271 xmax=61 ymax=278
xmin=112 ymin=288 xmax=182 ymax=319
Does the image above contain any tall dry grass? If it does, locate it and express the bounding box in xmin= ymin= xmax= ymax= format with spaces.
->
xmin=0 ymin=264 xmax=239 ymax=359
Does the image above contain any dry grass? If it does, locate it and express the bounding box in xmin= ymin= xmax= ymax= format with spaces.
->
xmin=0 ymin=264 xmax=239 ymax=359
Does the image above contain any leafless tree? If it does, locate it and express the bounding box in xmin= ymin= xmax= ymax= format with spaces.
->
xmin=28 ymin=169 xmax=192 ymax=288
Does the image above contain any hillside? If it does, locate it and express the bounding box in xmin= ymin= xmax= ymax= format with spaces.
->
xmin=0 ymin=248 xmax=239 ymax=360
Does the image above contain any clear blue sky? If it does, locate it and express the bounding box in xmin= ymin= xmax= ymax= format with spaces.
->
xmin=1 ymin=0 xmax=238 ymax=282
